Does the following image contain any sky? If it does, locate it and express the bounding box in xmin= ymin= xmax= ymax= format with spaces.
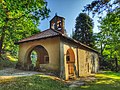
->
xmin=39 ymin=0 xmax=100 ymax=36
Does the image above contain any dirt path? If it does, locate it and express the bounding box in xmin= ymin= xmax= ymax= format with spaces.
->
xmin=0 ymin=68 xmax=41 ymax=76
xmin=0 ymin=68 xmax=61 ymax=81
xmin=0 ymin=68 xmax=43 ymax=80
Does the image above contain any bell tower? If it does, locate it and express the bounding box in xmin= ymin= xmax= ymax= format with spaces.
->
xmin=50 ymin=14 xmax=65 ymax=34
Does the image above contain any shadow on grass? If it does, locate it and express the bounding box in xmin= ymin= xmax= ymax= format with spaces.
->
xmin=75 ymin=71 xmax=120 ymax=90
xmin=103 ymin=71 xmax=120 ymax=77
xmin=71 ymin=79 xmax=120 ymax=90
xmin=0 ymin=76 xmax=69 ymax=90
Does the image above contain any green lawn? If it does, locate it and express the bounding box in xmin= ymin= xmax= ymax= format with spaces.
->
xmin=0 ymin=71 xmax=120 ymax=90
xmin=78 ymin=71 xmax=120 ymax=90
xmin=0 ymin=75 xmax=68 ymax=90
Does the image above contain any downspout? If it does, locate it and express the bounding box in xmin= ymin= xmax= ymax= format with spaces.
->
xmin=77 ymin=47 xmax=79 ymax=77
xmin=59 ymin=37 xmax=64 ymax=79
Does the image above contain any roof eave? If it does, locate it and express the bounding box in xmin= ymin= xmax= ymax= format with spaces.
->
xmin=60 ymin=35 xmax=99 ymax=54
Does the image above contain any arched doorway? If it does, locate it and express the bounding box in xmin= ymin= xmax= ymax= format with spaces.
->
xmin=66 ymin=48 xmax=75 ymax=78
xmin=26 ymin=45 xmax=49 ymax=70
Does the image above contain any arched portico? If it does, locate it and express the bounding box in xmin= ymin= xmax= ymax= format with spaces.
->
xmin=24 ymin=45 xmax=49 ymax=70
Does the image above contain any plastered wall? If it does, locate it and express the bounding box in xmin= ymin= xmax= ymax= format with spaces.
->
xmin=18 ymin=37 xmax=60 ymax=71
xmin=62 ymin=42 xmax=78 ymax=80
xmin=60 ymin=40 xmax=99 ymax=80
xmin=78 ymin=49 xmax=99 ymax=77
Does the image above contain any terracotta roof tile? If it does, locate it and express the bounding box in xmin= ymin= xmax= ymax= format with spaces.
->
xmin=17 ymin=29 xmax=61 ymax=43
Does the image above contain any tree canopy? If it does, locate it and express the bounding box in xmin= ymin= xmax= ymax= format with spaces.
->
xmin=0 ymin=0 xmax=50 ymax=57
xmin=83 ymin=0 xmax=120 ymax=17
xmin=95 ymin=8 xmax=120 ymax=71
xmin=72 ymin=13 xmax=94 ymax=47
xmin=83 ymin=0 xmax=120 ymax=71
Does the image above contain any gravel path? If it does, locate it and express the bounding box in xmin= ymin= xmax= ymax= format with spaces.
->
xmin=0 ymin=68 xmax=61 ymax=81
xmin=0 ymin=68 xmax=43 ymax=80
xmin=0 ymin=68 xmax=41 ymax=76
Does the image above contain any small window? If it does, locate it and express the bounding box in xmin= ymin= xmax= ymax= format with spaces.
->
xmin=44 ymin=55 xmax=49 ymax=64
xmin=66 ymin=55 xmax=70 ymax=62
xmin=66 ymin=51 xmax=70 ymax=62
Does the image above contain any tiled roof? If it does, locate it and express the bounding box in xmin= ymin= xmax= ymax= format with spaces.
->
xmin=15 ymin=29 xmax=98 ymax=53
xmin=61 ymin=34 xmax=98 ymax=53
xmin=16 ymin=29 xmax=61 ymax=43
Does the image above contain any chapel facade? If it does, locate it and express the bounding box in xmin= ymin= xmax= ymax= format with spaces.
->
xmin=16 ymin=15 xmax=99 ymax=80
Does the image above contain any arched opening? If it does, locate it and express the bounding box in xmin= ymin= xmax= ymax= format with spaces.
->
xmin=30 ymin=51 xmax=37 ymax=67
xmin=26 ymin=45 xmax=49 ymax=70
xmin=66 ymin=48 xmax=75 ymax=63
xmin=66 ymin=48 xmax=75 ymax=78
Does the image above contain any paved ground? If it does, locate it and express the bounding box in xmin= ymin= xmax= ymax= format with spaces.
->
xmin=67 ymin=76 xmax=96 ymax=88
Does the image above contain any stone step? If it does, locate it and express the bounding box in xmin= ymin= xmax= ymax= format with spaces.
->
xmin=69 ymin=74 xmax=75 ymax=79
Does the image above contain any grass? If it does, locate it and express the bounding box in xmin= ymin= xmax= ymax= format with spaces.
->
xmin=0 ymin=75 xmax=68 ymax=90
xmin=0 ymin=71 xmax=120 ymax=90
xmin=0 ymin=55 xmax=120 ymax=90
xmin=77 ymin=71 xmax=120 ymax=90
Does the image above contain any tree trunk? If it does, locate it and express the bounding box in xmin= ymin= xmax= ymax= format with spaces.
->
xmin=115 ymin=57 xmax=118 ymax=72
xmin=0 ymin=41 xmax=2 ymax=57
xmin=0 ymin=7 xmax=9 ymax=58
xmin=0 ymin=27 xmax=6 ymax=57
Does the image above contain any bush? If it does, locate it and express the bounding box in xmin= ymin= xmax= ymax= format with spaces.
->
xmin=0 ymin=59 xmax=17 ymax=69
xmin=0 ymin=53 xmax=18 ymax=69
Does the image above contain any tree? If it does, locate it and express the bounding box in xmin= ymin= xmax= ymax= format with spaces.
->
xmin=83 ymin=0 xmax=120 ymax=71
xmin=72 ymin=13 xmax=94 ymax=47
xmin=97 ymin=9 xmax=120 ymax=71
xmin=0 ymin=0 xmax=50 ymax=57
xmin=83 ymin=0 xmax=120 ymax=17
xmin=3 ymin=17 xmax=40 ymax=56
